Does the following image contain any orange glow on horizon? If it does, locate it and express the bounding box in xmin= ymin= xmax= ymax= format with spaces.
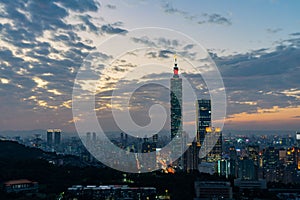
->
xmin=226 ymin=106 xmax=300 ymax=125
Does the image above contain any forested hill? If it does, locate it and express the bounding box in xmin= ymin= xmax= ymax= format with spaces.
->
xmin=0 ymin=140 xmax=45 ymax=160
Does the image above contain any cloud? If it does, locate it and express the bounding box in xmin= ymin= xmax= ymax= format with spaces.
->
xmin=184 ymin=44 xmax=194 ymax=50
xmin=0 ymin=78 xmax=10 ymax=84
xmin=213 ymin=40 xmax=300 ymax=119
xmin=217 ymin=47 xmax=300 ymax=77
xmin=158 ymin=50 xmax=174 ymax=58
xmin=266 ymin=28 xmax=282 ymax=34
xmin=106 ymin=4 xmax=117 ymax=9
xmin=235 ymin=101 xmax=258 ymax=106
xmin=290 ymin=32 xmax=300 ymax=36
xmin=162 ymin=2 xmax=187 ymax=15
xmin=0 ymin=0 xmax=299 ymax=132
xmin=131 ymin=36 xmax=198 ymax=62
xmin=79 ymin=14 xmax=99 ymax=33
xmin=56 ymin=0 xmax=99 ymax=12
xmin=161 ymin=2 xmax=231 ymax=26
xmin=89 ymin=52 xmax=113 ymax=61
xmin=94 ymin=79 xmax=171 ymax=132
xmin=281 ymin=37 xmax=300 ymax=48
xmin=131 ymin=36 xmax=156 ymax=47
xmin=146 ymin=51 xmax=157 ymax=58
xmin=225 ymin=105 xmax=300 ymax=131
xmin=201 ymin=13 xmax=232 ymax=26
xmin=157 ymin=37 xmax=180 ymax=47
xmin=281 ymin=89 xmax=300 ymax=99
xmin=0 ymin=0 xmax=108 ymax=131
xmin=257 ymin=106 xmax=280 ymax=114
xmin=100 ymin=24 xmax=127 ymax=34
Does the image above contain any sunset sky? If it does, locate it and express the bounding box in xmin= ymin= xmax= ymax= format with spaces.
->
xmin=0 ymin=0 xmax=300 ymax=133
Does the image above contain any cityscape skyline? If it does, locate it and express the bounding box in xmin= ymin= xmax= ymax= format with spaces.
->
xmin=1 ymin=1 xmax=300 ymax=199
xmin=0 ymin=0 xmax=300 ymax=132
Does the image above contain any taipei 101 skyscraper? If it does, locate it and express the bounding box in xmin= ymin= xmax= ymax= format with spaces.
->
xmin=170 ymin=56 xmax=184 ymax=168
xmin=170 ymin=55 xmax=182 ymax=140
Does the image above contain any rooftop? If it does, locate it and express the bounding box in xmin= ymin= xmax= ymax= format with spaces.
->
xmin=4 ymin=179 xmax=37 ymax=186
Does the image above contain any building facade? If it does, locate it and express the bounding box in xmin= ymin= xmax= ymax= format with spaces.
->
xmin=196 ymin=99 xmax=211 ymax=146
xmin=47 ymin=129 xmax=53 ymax=146
xmin=54 ymin=129 xmax=61 ymax=145
xmin=3 ymin=179 xmax=39 ymax=193
xmin=194 ymin=181 xmax=233 ymax=200
xmin=65 ymin=185 xmax=157 ymax=200
xmin=170 ymin=56 xmax=183 ymax=168
xmin=170 ymin=57 xmax=182 ymax=140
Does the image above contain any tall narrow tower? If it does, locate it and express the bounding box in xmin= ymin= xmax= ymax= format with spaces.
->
xmin=54 ymin=129 xmax=61 ymax=146
xmin=47 ymin=129 xmax=53 ymax=146
xmin=196 ymin=99 xmax=211 ymax=146
xmin=170 ymin=55 xmax=182 ymax=139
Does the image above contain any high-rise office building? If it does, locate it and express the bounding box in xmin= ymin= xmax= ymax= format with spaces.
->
xmin=141 ymin=137 xmax=156 ymax=171
xmin=170 ymin=56 xmax=183 ymax=168
xmin=184 ymin=100 xmax=214 ymax=171
xmin=92 ymin=132 xmax=97 ymax=142
xmin=54 ymin=129 xmax=61 ymax=145
xmin=86 ymin=132 xmax=92 ymax=147
xmin=196 ymin=99 xmax=223 ymax=163
xmin=296 ymin=147 xmax=300 ymax=171
xmin=238 ymin=157 xmax=258 ymax=180
xmin=170 ymin=56 xmax=182 ymax=139
xmin=196 ymin=99 xmax=211 ymax=146
xmin=263 ymin=146 xmax=278 ymax=168
xmin=262 ymin=146 xmax=279 ymax=182
xmin=218 ymin=158 xmax=238 ymax=178
xmin=194 ymin=181 xmax=233 ymax=200
xmin=247 ymin=145 xmax=259 ymax=166
xmin=141 ymin=138 xmax=156 ymax=153
xmin=47 ymin=129 xmax=53 ymax=146
xmin=152 ymin=134 xmax=158 ymax=143
xmin=296 ymin=132 xmax=300 ymax=147
xmin=183 ymin=141 xmax=199 ymax=172
xmin=229 ymin=146 xmax=238 ymax=161
xmin=86 ymin=132 xmax=91 ymax=141
xmin=205 ymin=127 xmax=222 ymax=162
